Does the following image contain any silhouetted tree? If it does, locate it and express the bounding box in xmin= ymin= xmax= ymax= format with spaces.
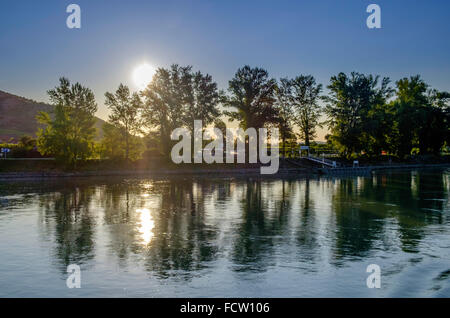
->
xmin=104 ymin=83 xmax=144 ymax=161
xmin=222 ymin=66 xmax=278 ymax=161
xmin=290 ymin=75 xmax=323 ymax=147
xmin=183 ymin=71 xmax=221 ymax=133
xmin=392 ymin=76 xmax=428 ymax=157
xmin=392 ymin=76 xmax=449 ymax=156
xmin=324 ymin=72 xmax=392 ymax=158
xmin=223 ymin=66 xmax=278 ymax=130
xmin=142 ymin=65 xmax=221 ymax=158
xmin=274 ymin=78 xmax=295 ymax=156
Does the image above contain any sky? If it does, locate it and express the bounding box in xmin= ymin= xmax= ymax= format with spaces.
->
xmin=1 ymin=0 xmax=450 ymax=140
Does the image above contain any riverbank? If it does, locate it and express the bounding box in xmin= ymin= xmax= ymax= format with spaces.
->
xmin=318 ymin=163 xmax=450 ymax=175
xmin=0 ymin=158 xmax=311 ymax=180
xmin=1 ymin=160 xmax=449 ymax=180
xmin=0 ymin=167 xmax=310 ymax=180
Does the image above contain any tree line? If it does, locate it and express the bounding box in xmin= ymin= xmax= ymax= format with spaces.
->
xmin=35 ymin=65 xmax=450 ymax=165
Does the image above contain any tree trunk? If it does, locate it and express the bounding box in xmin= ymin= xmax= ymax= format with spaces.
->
xmin=125 ymin=123 xmax=129 ymax=161
xmin=305 ymin=129 xmax=310 ymax=147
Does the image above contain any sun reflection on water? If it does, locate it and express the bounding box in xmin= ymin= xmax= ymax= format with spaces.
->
xmin=136 ymin=208 xmax=154 ymax=245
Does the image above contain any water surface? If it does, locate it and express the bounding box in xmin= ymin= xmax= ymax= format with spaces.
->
xmin=0 ymin=169 xmax=449 ymax=297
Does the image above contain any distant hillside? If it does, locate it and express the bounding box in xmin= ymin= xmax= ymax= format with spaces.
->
xmin=0 ymin=90 xmax=106 ymax=143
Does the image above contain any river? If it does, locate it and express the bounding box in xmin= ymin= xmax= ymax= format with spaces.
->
xmin=0 ymin=169 xmax=449 ymax=297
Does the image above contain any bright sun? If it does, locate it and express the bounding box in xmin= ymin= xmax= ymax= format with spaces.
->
xmin=133 ymin=63 xmax=155 ymax=90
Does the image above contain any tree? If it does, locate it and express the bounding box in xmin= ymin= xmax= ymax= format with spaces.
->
xmin=213 ymin=118 xmax=227 ymax=148
xmin=142 ymin=64 xmax=221 ymax=158
xmin=104 ymin=84 xmax=144 ymax=161
xmin=362 ymin=101 xmax=396 ymax=156
xmin=274 ymin=78 xmax=295 ymax=157
xmin=428 ymin=90 xmax=450 ymax=153
xmin=100 ymin=122 xmax=145 ymax=161
xmin=222 ymin=66 xmax=278 ymax=161
xmin=419 ymin=87 xmax=449 ymax=155
xmin=183 ymin=71 xmax=221 ymax=133
xmin=324 ymin=72 xmax=392 ymax=158
xmin=37 ymin=77 xmax=97 ymax=166
xmin=18 ymin=135 xmax=36 ymax=149
xmin=290 ymin=75 xmax=323 ymax=147
xmin=391 ymin=76 xmax=449 ymax=156
xmin=223 ymin=66 xmax=278 ymax=129
xmin=391 ymin=76 xmax=428 ymax=157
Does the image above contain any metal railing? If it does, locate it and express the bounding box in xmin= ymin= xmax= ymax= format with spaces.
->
xmin=304 ymin=155 xmax=341 ymax=168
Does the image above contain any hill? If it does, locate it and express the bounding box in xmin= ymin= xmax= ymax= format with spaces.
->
xmin=0 ymin=90 xmax=106 ymax=142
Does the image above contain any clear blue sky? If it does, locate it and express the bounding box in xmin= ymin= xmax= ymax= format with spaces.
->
xmin=1 ymin=0 xmax=449 ymax=139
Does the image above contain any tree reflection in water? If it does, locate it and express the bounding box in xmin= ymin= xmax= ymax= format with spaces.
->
xmin=38 ymin=183 xmax=96 ymax=272
xmin=26 ymin=170 xmax=449 ymax=280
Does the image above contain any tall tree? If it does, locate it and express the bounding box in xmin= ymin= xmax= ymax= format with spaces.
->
xmin=427 ymin=89 xmax=450 ymax=153
xmin=392 ymin=76 xmax=450 ymax=156
xmin=104 ymin=84 xmax=143 ymax=161
xmin=222 ymin=66 xmax=278 ymax=161
xmin=392 ymin=75 xmax=428 ymax=157
xmin=363 ymin=101 xmax=396 ymax=156
xmin=142 ymin=64 xmax=221 ymax=158
xmin=324 ymin=72 xmax=392 ymax=158
xmin=183 ymin=71 xmax=221 ymax=133
xmin=274 ymin=78 xmax=295 ymax=157
xmin=223 ymin=66 xmax=277 ymax=129
xmin=213 ymin=118 xmax=227 ymax=148
xmin=37 ymin=77 xmax=97 ymax=166
xmin=290 ymin=75 xmax=323 ymax=147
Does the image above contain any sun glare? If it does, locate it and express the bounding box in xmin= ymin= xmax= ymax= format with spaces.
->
xmin=133 ymin=63 xmax=155 ymax=90
xmin=137 ymin=208 xmax=155 ymax=245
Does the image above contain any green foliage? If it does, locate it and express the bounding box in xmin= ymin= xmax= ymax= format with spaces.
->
xmin=104 ymin=84 xmax=144 ymax=161
xmin=360 ymin=102 xmax=397 ymax=156
xmin=18 ymin=135 xmax=37 ymax=148
xmin=324 ymin=73 xmax=449 ymax=159
xmin=26 ymin=70 xmax=448 ymax=167
xmin=99 ymin=122 xmax=145 ymax=161
xmin=0 ymin=143 xmax=18 ymax=158
xmin=324 ymin=72 xmax=393 ymax=158
xmin=308 ymin=141 xmax=338 ymax=155
xmin=36 ymin=78 xmax=97 ymax=166
xmin=1 ymin=136 xmax=40 ymax=158
xmin=390 ymin=76 xmax=449 ymax=157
